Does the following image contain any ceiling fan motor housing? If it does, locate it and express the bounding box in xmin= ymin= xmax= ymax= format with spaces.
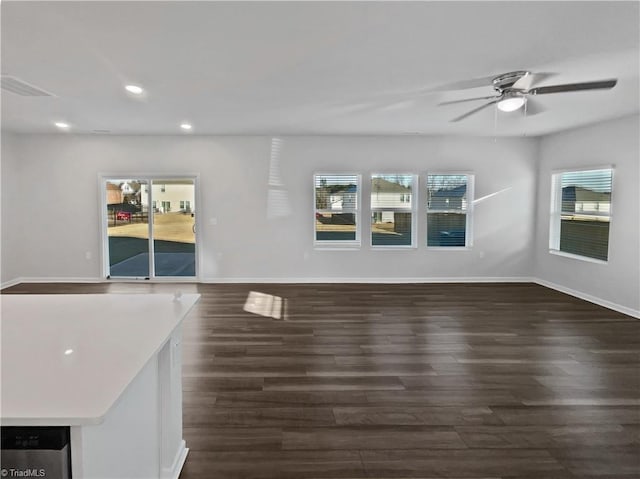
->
xmin=492 ymin=71 xmax=531 ymax=93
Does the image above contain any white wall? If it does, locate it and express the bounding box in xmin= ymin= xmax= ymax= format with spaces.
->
xmin=1 ymin=132 xmax=24 ymax=284
xmin=534 ymin=115 xmax=640 ymax=316
xmin=0 ymin=134 xmax=538 ymax=284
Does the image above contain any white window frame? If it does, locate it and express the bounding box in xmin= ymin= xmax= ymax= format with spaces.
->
xmin=313 ymin=173 xmax=361 ymax=249
xmin=426 ymin=172 xmax=474 ymax=250
xmin=370 ymin=173 xmax=418 ymax=249
xmin=549 ymin=166 xmax=613 ymax=264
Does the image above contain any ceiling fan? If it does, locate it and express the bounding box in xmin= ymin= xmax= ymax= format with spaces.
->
xmin=440 ymin=71 xmax=617 ymax=122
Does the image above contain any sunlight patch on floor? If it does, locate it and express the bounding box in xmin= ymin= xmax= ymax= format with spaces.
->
xmin=243 ymin=291 xmax=287 ymax=320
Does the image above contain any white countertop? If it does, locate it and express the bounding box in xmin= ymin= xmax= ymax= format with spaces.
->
xmin=1 ymin=293 xmax=199 ymax=426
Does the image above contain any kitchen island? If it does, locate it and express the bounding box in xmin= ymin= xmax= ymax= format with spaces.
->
xmin=1 ymin=293 xmax=199 ymax=479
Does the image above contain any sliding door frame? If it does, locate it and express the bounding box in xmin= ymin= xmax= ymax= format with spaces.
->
xmin=99 ymin=173 xmax=201 ymax=281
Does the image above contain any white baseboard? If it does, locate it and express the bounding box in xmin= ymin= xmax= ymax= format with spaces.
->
xmin=534 ymin=278 xmax=640 ymax=319
xmin=1 ymin=277 xmax=22 ymax=290
xmin=200 ymin=276 xmax=535 ymax=284
xmin=7 ymin=275 xmax=534 ymax=286
xmin=1 ymin=277 xmax=200 ymax=289
xmin=2 ymin=277 xmax=103 ymax=288
xmin=165 ymin=441 xmax=188 ymax=479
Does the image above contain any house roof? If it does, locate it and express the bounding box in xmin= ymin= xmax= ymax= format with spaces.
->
xmin=432 ymin=184 xmax=467 ymax=198
xmin=563 ymin=186 xmax=611 ymax=202
xmin=372 ymin=178 xmax=411 ymax=194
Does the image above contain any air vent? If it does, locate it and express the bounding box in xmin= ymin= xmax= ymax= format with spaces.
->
xmin=1 ymin=76 xmax=54 ymax=96
xmin=92 ymin=129 xmax=112 ymax=134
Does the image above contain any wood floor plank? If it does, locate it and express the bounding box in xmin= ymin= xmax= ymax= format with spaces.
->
xmin=182 ymin=406 xmax=336 ymax=427
xmin=179 ymin=450 xmax=366 ymax=479
xmin=263 ymin=377 xmax=406 ymax=391
xmin=333 ymin=406 xmax=503 ymax=426
xmin=359 ymin=449 xmax=566 ymax=476
xmin=490 ymin=405 xmax=640 ymax=425
xmin=3 ymin=281 xmax=638 ymax=479
xmin=455 ymin=424 xmax=638 ymax=448
xmin=282 ymin=426 xmax=467 ymax=450
xmin=365 ymin=390 xmax=524 ymax=407
xmin=550 ymin=446 xmax=640 ymax=476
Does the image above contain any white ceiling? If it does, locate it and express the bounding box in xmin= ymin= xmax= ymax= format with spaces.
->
xmin=1 ymin=1 xmax=638 ymax=136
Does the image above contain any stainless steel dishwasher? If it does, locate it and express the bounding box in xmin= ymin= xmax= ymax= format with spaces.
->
xmin=1 ymin=427 xmax=71 ymax=479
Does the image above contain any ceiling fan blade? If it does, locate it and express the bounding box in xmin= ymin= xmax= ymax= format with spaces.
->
xmin=439 ymin=95 xmax=500 ymax=106
xmin=524 ymin=97 xmax=546 ymax=116
xmin=529 ymin=79 xmax=617 ymax=95
xmin=450 ymin=100 xmax=499 ymax=122
xmin=428 ymin=74 xmax=499 ymax=92
xmin=512 ymin=72 xmax=556 ymax=91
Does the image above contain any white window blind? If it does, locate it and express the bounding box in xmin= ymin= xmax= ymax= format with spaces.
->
xmin=370 ymin=174 xmax=416 ymax=247
xmin=314 ymin=174 xmax=360 ymax=246
xmin=426 ymin=174 xmax=472 ymax=247
xmin=550 ymin=168 xmax=612 ymax=261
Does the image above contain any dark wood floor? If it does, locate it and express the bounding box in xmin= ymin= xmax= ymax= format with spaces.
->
xmin=3 ymin=282 xmax=639 ymax=478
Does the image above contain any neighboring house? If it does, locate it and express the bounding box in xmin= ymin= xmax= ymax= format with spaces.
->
xmin=371 ymin=177 xmax=412 ymax=224
xmin=429 ymin=184 xmax=467 ymax=210
xmin=315 ymin=183 xmax=357 ymax=226
xmin=329 ymin=184 xmax=357 ymax=211
xmin=562 ymin=186 xmax=611 ymax=216
xmin=106 ymin=182 xmax=123 ymax=205
xmin=121 ymin=181 xmax=135 ymax=196
xmin=371 ymin=177 xmax=412 ymax=209
xmin=140 ymin=183 xmax=195 ymax=213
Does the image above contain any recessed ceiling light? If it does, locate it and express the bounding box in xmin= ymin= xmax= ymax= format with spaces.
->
xmin=125 ymin=84 xmax=144 ymax=95
xmin=180 ymin=123 xmax=192 ymax=131
xmin=64 ymin=349 xmax=74 ymax=355
xmin=55 ymin=121 xmax=70 ymax=129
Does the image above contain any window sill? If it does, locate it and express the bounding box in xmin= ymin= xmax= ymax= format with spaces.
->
xmin=314 ymin=243 xmax=361 ymax=251
xmin=371 ymin=245 xmax=417 ymax=250
xmin=426 ymin=246 xmax=472 ymax=251
xmin=548 ymin=249 xmax=608 ymax=265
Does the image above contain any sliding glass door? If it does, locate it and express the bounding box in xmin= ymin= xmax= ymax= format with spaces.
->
xmin=106 ymin=178 xmax=151 ymax=277
xmin=151 ymin=179 xmax=196 ymax=277
xmin=103 ymin=177 xmax=197 ymax=279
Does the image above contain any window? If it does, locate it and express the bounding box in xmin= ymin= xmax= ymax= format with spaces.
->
xmin=371 ymin=174 xmax=416 ymax=247
xmin=314 ymin=174 xmax=360 ymax=246
xmin=180 ymin=200 xmax=185 ymax=210
xmin=550 ymin=168 xmax=612 ymax=261
xmin=427 ymin=174 xmax=473 ymax=248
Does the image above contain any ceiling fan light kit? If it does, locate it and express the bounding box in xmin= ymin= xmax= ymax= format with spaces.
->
xmin=497 ymin=92 xmax=526 ymax=112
